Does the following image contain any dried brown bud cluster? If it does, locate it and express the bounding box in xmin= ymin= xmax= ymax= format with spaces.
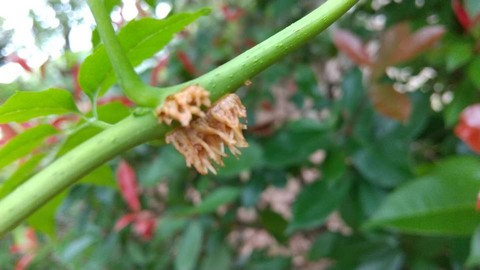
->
xmin=156 ymin=85 xmax=211 ymax=126
xmin=165 ymin=94 xmax=248 ymax=175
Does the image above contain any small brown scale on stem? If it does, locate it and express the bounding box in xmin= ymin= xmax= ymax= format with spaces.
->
xmin=163 ymin=90 xmax=248 ymax=175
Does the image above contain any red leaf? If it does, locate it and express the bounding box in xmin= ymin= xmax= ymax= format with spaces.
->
xmin=221 ymin=5 xmax=245 ymax=21
xmin=114 ymin=213 xmax=137 ymax=231
xmin=369 ymin=84 xmax=412 ymax=122
xmin=455 ymin=104 xmax=480 ymax=153
xmin=14 ymin=254 xmax=35 ymax=270
xmin=7 ymin=54 xmax=32 ymax=73
xmin=50 ymin=115 xmax=79 ymax=130
xmin=0 ymin=124 xmax=16 ymax=146
xmin=452 ymin=0 xmax=473 ymax=30
xmin=133 ymin=211 xmax=156 ymax=241
xmin=116 ymin=160 xmax=141 ymax=212
xmin=389 ymin=25 xmax=445 ymax=65
xmin=332 ymin=29 xmax=372 ymax=66
xmin=71 ymin=64 xmax=82 ymax=101
xmin=177 ymin=51 xmax=197 ymax=76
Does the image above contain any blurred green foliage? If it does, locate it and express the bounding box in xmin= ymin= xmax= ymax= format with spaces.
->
xmin=1 ymin=0 xmax=480 ymax=269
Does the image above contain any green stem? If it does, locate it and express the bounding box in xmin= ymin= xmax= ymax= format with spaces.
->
xmin=0 ymin=0 xmax=358 ymax=237
xmin=0 ymin=114 xmax=167 ymax=235
xmin=87 ymin=0 xmax=158 ymax=105
xmin=157 ymin=0 xmax=358 ymax=102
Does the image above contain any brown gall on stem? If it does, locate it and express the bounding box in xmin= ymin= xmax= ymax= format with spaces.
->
xmin=156 ymin=85 xmax=211 ymax=126
xmin=166 ymin=94 xmax=248 ymax=175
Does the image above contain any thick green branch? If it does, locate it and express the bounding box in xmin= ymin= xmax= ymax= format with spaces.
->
xmin=157 ymin=0 xmax=358 ymax=102
xmin=87 ymin=0 xmax=159 ymax=105
xmin=0 ymin=114 xmax=167 ymax=235
xmin=0 ymin=0 xmax=358 ymax=237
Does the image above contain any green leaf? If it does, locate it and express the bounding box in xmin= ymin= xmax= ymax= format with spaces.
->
xmin=468 ymin=57 xmax=480 ymax=90
xmin=89 ymin=101 xmax=131 ymax=124
xmin=0 ymin=154 xmax=45 ymax=199
xmin=263 ymin=119 xmax=331 ymax=168
xmin=175 ymin=221 xmax=203 ymax=270
xmin=352 ymin=137 xmax=412 ymax=188
xmin=138 ymin=145 xmax=188 ymax=187
xmin=287 ymin=178 xmax=351 ymax=233
xmin=0 ymin=89 xmax=79 ymax=123
xmin=79 ymin=8 xmax=210 ymax=97
xmin=186 ymin=187 xmax=241 ymax=215
xmin=200 ymin=234 xmax=232 ymax=270
xmin=446 ymin=43 xmax=473 ymax=71
xmin=0 ymin=124 xmax=57 ymax=170
xmin=341 ymin=67 xmax=365 ymax=115
xmin=308 ymin=232 xmax=338 ymax=260
xmin=79 ymin=164 xmax=116 ymax=188
xmin=217 ymin=140 xmax=263 ymax=177
xmin=365 ymin=156 xmax=480 ymax=236
xmin=27 ymin=191 xmax=67 ymax=237
xmin=467 ymin=226 xmax=480 ymax=267
xmin=259 ymin=209 xmax=288 ymax=242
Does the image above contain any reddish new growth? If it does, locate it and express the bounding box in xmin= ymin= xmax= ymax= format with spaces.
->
xmin=166 ymin=94 xmax=248 ymax=175
xmin=156 ymin=85 xmax=211 ymax=126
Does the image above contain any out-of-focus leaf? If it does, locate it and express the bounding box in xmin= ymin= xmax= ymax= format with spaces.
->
xmin=200 ymin=233 xmax=232 ymax=270
xmin=446 ymin=42 xmax=473 ymax=71
xmin=175 ymin=222 xmax=203 ymax=270
xmin=0 ymin=89 xmax=78 ymax=123
xmin=356 ymin=247 xmax=404 ymax=270
xmin=443 ymin=80 xmax=477 ymax=127
xmin=138 ymin=145 xmax=187 ymax=187
xmin=332 ymin=29 xmax=372 ymax=66
xmin=468 ymin=57 xmax=480 ymax=89
xmin=467 ymin=226 xmax=480 ymax=267
xmin=341 ymin=67 xmax=365 ymax=115
xmin=369 ymin=84 xmax=411 ymax=122
xmin=79 ymin=164 xmax=116 ymax=188
xmin=288 ymin=178 xmax=351 ymax=233
xmin=116 ymin=160 xmax=141 ymax=212
xmin=352 ymin=138 xmax=412 ymax=188
xmin=60 ymin=235 xmax=96 ymax=261
xmin=0 ymin=154 xmax=45 ymax=199
xmin=322 ymin=148 xmax=347 ymax=181
xmin=308 ymin=232 xmax=338 ymax=260
xmin=79 ymin=8 xmax=210 ymax=97
xmin=374 ymin=22 xmax=410 ymax=75
xmin=217 ymin=140 xmax=263 ymax=177
xmin=0 ymin=124 xmax=57 ymax=170
xmin=185 ymin=187 xmax=241 ymax=215
xmin=259 ymin=209 xmax=288 ymax=242
xmin=453 ymin=0 xmax=473 ymax=30
xmin=127 ymin=241 xmax=147 ymax=265
xmin=365 ymin=156 xmax=480 ymax=236
xmin=263 ymin=119 xmax=331 ymax=167
xmin=245 ymin=253 xmax=291 ymax=270
xmin=388 ymin=25 xmax=445 ymax=65
xmin=27 ymin=191 xmax=67 ymax=237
